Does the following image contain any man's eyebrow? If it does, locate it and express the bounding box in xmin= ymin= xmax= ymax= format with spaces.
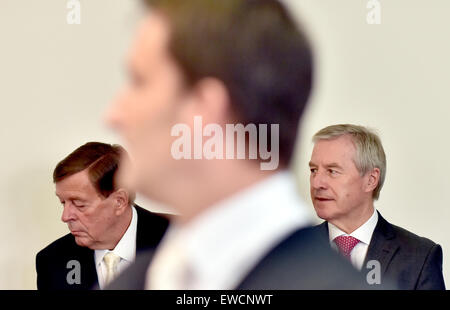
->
xmin=325 ymin=163 xmax=343 ymax=169
xmin=308 ymin=162 xmax=344 ymax=169
xmin=55 ymin=193 xmax=87 ymax=202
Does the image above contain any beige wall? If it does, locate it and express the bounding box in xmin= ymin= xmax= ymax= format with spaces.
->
xmin=0 ymin=0 xmax=448 ymax=289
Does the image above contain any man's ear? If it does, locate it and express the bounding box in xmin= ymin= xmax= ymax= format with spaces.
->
xmin=365 ymin=168 xmax=380 ymax=194
xmin=191 ymin=77 xmax=231 ymax=124
xmin=112 ymin=189 xmax=130 ymax=216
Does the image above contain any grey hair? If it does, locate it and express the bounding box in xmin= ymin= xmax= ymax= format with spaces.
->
xmin=312 ymin=124 xmax=386 ymax=200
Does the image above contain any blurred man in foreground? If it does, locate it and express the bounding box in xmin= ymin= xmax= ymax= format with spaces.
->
xmin=309 ymin=124 xmax=445 ymax=289
xmin=36 ymin=142 xmax=169 ymax=290
xmin=106 ymin=0 xmax=370 ymax=289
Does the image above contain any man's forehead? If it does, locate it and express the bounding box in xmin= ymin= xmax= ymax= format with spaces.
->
xmin=55 ymin=189 xmax=88 ymax=201
xmin=129 ymin=12 xmax=170 ymax=62
xmin=55 ymin=170 xmax=95 ymax=197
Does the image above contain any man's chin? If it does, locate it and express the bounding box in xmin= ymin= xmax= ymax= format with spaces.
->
xmin=73 ymin=235 xmax=92 ymax=248
xmin=313 ymin=205 xmax=334 ymax=221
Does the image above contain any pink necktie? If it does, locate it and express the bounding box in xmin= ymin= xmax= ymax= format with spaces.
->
xmin=334 ymin=236 xmax=360 ymax=260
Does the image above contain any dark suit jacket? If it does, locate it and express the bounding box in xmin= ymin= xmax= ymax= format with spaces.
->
xmin=36 ymin=206 xmax=170 ymax=290
xmin=314 ymin=211 xmax=445 ymax=290
xmin=107 ymin=225 xmax=378 ymax=290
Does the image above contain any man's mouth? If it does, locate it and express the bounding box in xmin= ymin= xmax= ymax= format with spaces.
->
xmin=70 ymin=230 xmax=84 ymax=235
xmin=315 ymin=197 xmax=334 ymax=202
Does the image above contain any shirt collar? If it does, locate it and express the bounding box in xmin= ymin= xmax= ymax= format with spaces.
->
xmin=95 ymin=206 xmax=138 ymax=265
xmin=162 ymin=171 xmax=313 ymax=288
xmin=328 ymin=208 xmax=378 ymax=245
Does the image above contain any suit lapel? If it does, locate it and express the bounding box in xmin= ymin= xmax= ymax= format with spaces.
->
xmin=319 ymin=212 xmax=399 ymax=276
xmin=315 ymin=221 xmax=330 ymax=243
xmin=134 ymin=205 xmax=170 ymax=251
xmin=79 ymin=248 xmax=99 ymax=289
xmin=363 ymin=211 xmax=399 ymax=275
xmin=63 ymin=235 xmax=98 ymax=290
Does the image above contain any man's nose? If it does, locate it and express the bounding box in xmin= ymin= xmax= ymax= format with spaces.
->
xmin=311 ymin=171 xmax=328 ymax=190
xmin=61 ymin=204 xmax=76 ymax=223
xmin=104 ymin=89 xmax=126 ymax=131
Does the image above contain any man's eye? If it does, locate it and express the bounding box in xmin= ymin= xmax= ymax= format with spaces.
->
xmin=329 ymin=169 xmax=338 ymax=175
xmin=310 ymin=168 xmax=317 ymax=173
xmin=72 ymin=201 xmax=85 ymax=208
xmin=131 ymin=74 xmax=146 ymax=87
xmin=133 ymin=78 xmax=143 ymax=86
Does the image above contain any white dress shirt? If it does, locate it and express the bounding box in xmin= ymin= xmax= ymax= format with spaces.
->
xmin=146 ymin=171 xmax=313 ymax=290
xmin=95 ymin=206 xmax=138 ymax=289
xmin=328 ymin=208 xmax=378 ymax=270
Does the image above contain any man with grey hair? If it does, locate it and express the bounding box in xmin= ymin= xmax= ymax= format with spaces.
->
xmin=309 ymin=124 xmax=445 ymax=289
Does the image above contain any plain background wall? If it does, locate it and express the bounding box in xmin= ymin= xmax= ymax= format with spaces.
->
xmin=0 ymin=0 xmax=448 ymax=289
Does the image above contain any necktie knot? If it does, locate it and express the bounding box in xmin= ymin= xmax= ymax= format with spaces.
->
xmin=103 ymin=252 xmax=121 ymax=285
xmin=334 ymin=236 xmax=360 ymax=259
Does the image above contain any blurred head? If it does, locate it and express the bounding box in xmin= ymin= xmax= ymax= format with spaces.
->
xmin=106 ymin=0 xmax=313 ymax=207
xmin=309 ymin=124 xmax=386 ymax=224
xmin=54 ymin=142 xmax=135 ymax=249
